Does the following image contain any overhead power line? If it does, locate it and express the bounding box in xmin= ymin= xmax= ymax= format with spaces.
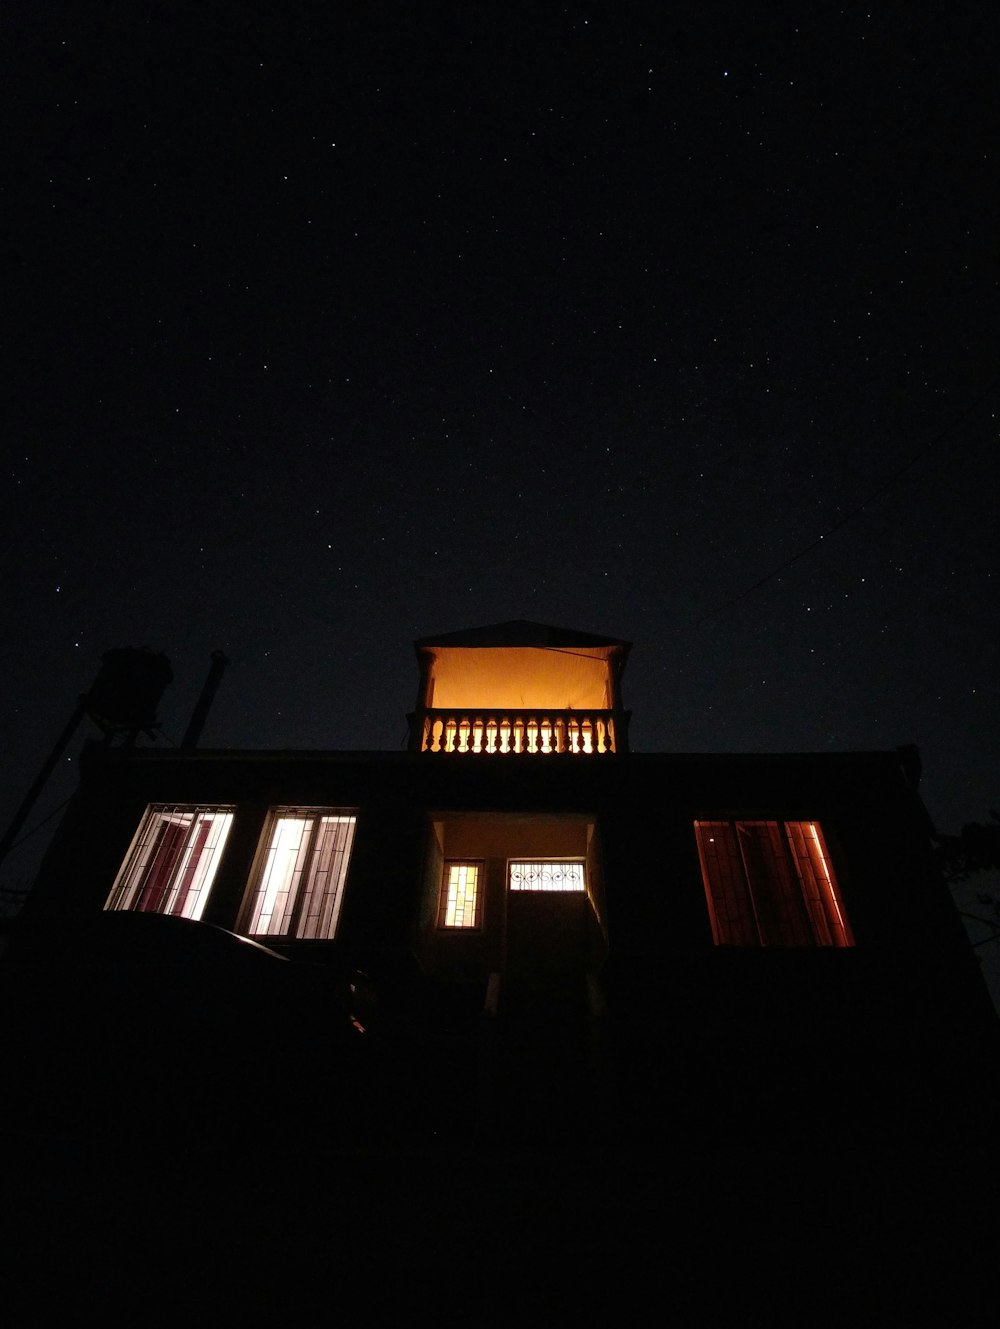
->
xmin=694 ymin=382 xmax=998 ymax=626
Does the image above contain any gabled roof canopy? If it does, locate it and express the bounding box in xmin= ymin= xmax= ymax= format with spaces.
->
xmin=415 ymin=619 xmax=630 ymax=652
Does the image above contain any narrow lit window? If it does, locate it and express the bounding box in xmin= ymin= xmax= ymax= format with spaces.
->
xmin=106 ymin=805 xmax=234 ymax=921
xmin=245 ymin=810 xmax=357 ymax=940
xmin=508 ymin=860 xmax=586 ymax=892
xmin=694 ymin=820 xmax=853 ymax=947
xmin=440 ymin=861 xmax=482 ymax=928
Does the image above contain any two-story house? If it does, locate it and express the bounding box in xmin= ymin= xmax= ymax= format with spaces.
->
xmin=15 ymin=620 xmax=999 ymax=1151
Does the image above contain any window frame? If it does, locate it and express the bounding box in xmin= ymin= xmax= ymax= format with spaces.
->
xmin=105 ymin=804 xmax=235 ymax=921
xmin=507 ymin=858 xmax=587 ymax=894
xmin=241 ymin=807 xmax=358 ymax=941
xmin=694 ymin=818 xmax=853 ymax=948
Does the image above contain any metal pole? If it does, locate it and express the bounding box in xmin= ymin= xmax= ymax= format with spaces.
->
xmin=181 ymin=650 xmax=230 ymax=749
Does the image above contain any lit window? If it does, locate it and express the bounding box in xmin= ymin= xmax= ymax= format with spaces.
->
xmin=244 ymin=810 xmax=357 ymax=940
xmin=106 ymin=805 xmax=234 ymax=921
xmin=439 ymin=861 xmax=482 ymax=928
xmin=694 ymin=819 xmax=853 ymax=947
xmin=508 ymin=860 xmax=586 ymax=892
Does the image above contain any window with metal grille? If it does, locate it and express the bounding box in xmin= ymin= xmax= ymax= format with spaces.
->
xmin=694 ymin=819 xmax=853 ymax=947
xmin=244 ymin=810 xmax=357 ymax=940
xmin=106 ymin=805 xmax=235 ymax=921
xmin=508 ymin=860 xmax=586 ymax=893
xmin=439 ymin=861 xmax=482 ymax=928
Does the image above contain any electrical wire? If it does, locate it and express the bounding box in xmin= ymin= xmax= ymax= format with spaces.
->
xmin=693 ymin=381 xmax=998 ymax=626
xmin=5 ymin=797 xmax=73 ymax=854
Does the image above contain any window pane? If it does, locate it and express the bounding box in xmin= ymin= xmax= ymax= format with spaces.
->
xmin=785 ymin=820 xmax=853 ymax=946
xmin=295 ymin=815 xmax=356 ymax=939
xmin=737 ymin=821 xmax=815 ymax=947
xmin=694 ymin=821 xmax=757 ymax=945
xmin=248 ymin=815 xmax=311 ymax=936
xmin=440 ymin=862 xmax=480 ymax=928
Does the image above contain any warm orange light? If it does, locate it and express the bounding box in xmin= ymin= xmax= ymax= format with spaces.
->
xmin=425 ymin=646 xmax=612 ymax=711
xmin=418 ymin=647 xmax=622 ymax=753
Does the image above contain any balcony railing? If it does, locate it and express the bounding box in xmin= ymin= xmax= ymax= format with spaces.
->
xmin=412 ymin=708 xmax=627 ymax=755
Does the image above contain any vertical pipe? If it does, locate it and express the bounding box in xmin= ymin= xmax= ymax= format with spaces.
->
xmin=181 ymin=650 xmax=230 ymax=750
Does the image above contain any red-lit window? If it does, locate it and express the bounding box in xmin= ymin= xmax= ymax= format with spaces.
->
xmin=106 ymin=806 xmax=234 ymax=921
xmin=694 ymin=820 xmax=853 ymax=947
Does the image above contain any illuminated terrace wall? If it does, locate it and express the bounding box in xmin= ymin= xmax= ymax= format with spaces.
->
xmin=411 ymin=633 xmax=630 ymax=755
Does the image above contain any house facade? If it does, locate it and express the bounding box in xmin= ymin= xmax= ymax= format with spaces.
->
xmin=20 ymin=621 xmax=999 ymax=1147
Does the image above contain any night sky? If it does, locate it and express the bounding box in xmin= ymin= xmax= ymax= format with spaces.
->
xmin=3 ymin=4 xmax=998 ymax=877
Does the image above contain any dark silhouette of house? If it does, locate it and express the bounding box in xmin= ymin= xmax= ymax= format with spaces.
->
xmin=6 ymin=620 xmax=1000 ymax=1318
xmin=14 ymin=619 xmax=997 ymax=1158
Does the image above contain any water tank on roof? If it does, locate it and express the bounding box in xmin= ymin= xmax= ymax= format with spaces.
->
xmin=85 ymin=648 xmax=173 ymax=733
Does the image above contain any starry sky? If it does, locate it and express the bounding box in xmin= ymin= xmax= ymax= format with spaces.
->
xmin=3 ymin=3 xmax=997 ymax=877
